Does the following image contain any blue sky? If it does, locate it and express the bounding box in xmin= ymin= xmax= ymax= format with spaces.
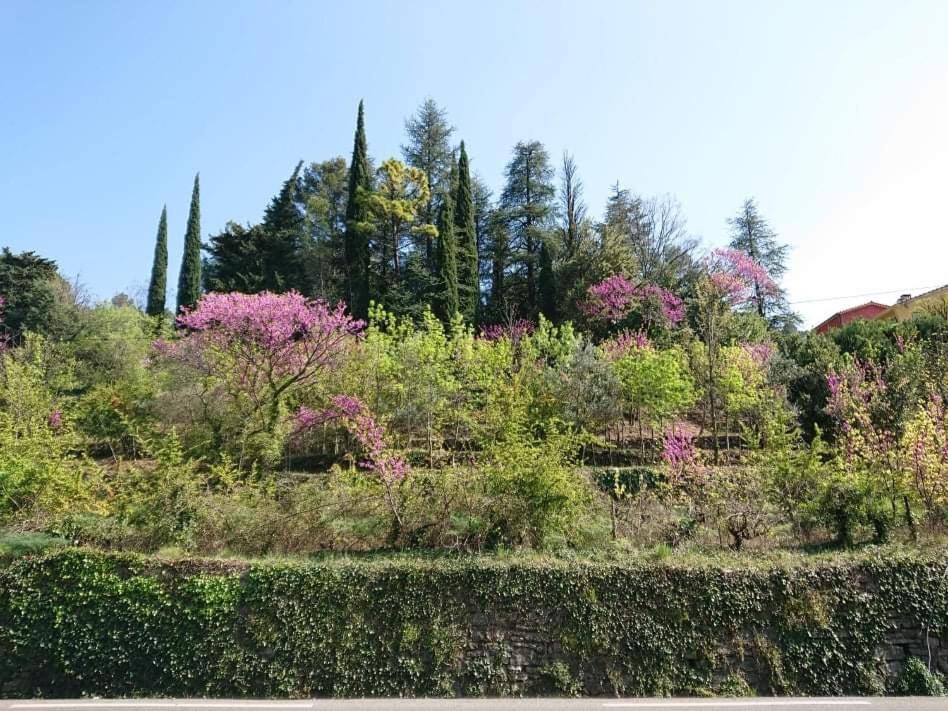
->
xmin=1 ymin=0 xmax=946 ymax=326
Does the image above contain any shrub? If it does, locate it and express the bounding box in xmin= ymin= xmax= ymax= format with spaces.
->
xmin=894 ymin=657 xmax=946 ymax=696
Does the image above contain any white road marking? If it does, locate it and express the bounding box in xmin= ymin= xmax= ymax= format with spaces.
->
xmin=10 ymin=705 xmax=314 ymax=709
xmin=603 ymin=702 xmax=873 ymax=708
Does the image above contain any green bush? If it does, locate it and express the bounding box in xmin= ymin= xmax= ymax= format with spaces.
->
xmin=894 ymin=657 xmax=946 ymax=696
xmin=1 ymin=548 xmax=946 ymax=698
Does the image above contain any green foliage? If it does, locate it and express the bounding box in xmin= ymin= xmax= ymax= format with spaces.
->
xmin=894 ymin=657 xmax=946 ymax=696
xmin=344 ymin=100 xmax=372 ymax=319
xmin=454 ymin=142 xmax=478 ymax=322
xmin=2 ymin=548 xmax=946 ymax=697
xmin=146 ymin=205 xmax=168 ymax=319
xmin=613 ymin=346 xmax=695 ymax=427
xmin=176 ymin=173 xmax=202 ymax=312
xmin=435 ymin=182 xmax=459 ymax=319
xmin=480 ymin=430 xmax=593 ymax=547
xmin=0 ymin=532 xmax=66 ymax=565
xmin=0 ymin=336 xmax=101 ymax=523
xmin=0 ymin=248 xmax=59 ymax=337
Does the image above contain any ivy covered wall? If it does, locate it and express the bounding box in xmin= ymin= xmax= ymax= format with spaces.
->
xmin=1 ymin=549 xmax=947 ymax=697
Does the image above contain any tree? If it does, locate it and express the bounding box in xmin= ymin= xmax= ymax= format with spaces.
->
xmin=0 ymin=249 xmax=58 ymax=338
xmin=555 ymin=153 xmax=597 ymax=322
xmin=435 ymin=177 xmax=459 ymax=320
xmin=364 ymin=158 xmax=435 ymax=288
xmin=164 ymin=291 xmax=365 ymax=467
xmin=203 ymin=222 xmax=268 ymax=293
xmin=693 ymin=248 xmax=777 ymax=463
xmin=301 ymin=157 xmax=349 ymax=300
xmin=257 ymin=160 xmax=306 ymax=292
xmin=177 ymin=173 xmax=202 ymax=312
xmin=344 ymin=101 xmax=373 ymax=319
xmin=146 ymin=206 xmax=168 ymax=319
xmin=402 ymin=99 xmax=454 ymax=269
xmin=499 ymin=141 xmax=555 ymax=317
xmin=727 ymin=198 xmax=798 ymax=329
xmin=537 ymin=239 xmax=557 ymax=321
xmin=455 ymin=142 xmax=478 ymax=322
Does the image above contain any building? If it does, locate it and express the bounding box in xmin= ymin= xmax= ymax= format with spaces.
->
xmin=876 ymin=285 xmax=948 ymax=322
xmin=813 ymin=301 xmax=889 ymax=334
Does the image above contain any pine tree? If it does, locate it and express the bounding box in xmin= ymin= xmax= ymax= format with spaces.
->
xmin=454 ymin=142 xmax=478 ymax=322
xmin=177 ymin=173 xmax=202 ymax=312
xmin=259 ymin=161 xmax=306 ymax=291
xmin=435 ymin=166 xmax=459 ymax=320
xmin=344 ymin=101 xmax=372 ymax=319
xmin=402 ymin=99 xmax=454 ymax=269
xmin=145 ymin=205 xmax=168 ymax=318
xmin=499 ymin=141 xmax=555 ymax=317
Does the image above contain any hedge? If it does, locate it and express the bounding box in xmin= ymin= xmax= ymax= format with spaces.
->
xmin=1 ymin=548 xmax=947 ymax=697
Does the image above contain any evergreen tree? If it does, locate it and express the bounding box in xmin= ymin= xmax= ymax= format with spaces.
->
xmin=727 ymin=197 xmax=798 ymax=329
xmin=301 ymin=157 xmax=349 ymax=300
xmin=146 ymin=205 xmax=168 ymax=318
xmin=402 ymin=99 xmax=454 ymax=269
xmin=435 ymin=182 xmax=459 ymax=320
xmin=204 ymin=222 xmax=267 ymax=293
xmin=343 ymin=101 xmax=372 ymax=319
xmin=259 ymin=161 xmax=306 ymax=291
xmin=537 ymin=238 xmax=557 ymax=321
xmin=177 ymin=173 xmax=202 ymax=312
xmin=0 ymin=248 xmax=58 ymax=337
xmin=454 ymin=142 xmax=478 ymax=322
xmin=499 ymin=141 xmax=555 ymax=317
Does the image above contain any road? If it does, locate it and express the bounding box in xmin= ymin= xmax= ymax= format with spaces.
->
xmin=2 ymin=700 xmax=948 ymax=711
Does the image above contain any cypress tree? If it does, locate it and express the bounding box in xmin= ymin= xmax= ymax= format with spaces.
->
xmin=343 ymin=101 xmax=372 ymax=319
xmin=146 ymin=205 xmax=168 ymax=318
xmin=538 ymin=239 xmax=557 ymax=321
xmin=435 ymin=175 xmax=459 ymax=320
xmin=454 ymin=142 xmax=478 ymax=322
xmin=177 ymin=173 xmax=202 ymax=312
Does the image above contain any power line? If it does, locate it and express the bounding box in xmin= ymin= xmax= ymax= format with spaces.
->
xmin=790 ymin=285 xmax=942 ymax=306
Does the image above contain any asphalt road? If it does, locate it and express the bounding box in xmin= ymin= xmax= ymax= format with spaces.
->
xmin=3 ymin=700 xmax=948 ymax=711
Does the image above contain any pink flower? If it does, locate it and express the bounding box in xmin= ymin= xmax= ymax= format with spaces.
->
xmin=662 ymin=430 xmax=696 ymax=468
xmin=583 ymin=276 xmax=685 ymax=326
xmin=479 ymin=319 xmax=534 ymax=342
xmin=708 ymin=248 xmax=777 ymax=307
xmin=741 ymin=342 xmax=773 ymax=364
xmin=158 ymin=291 xmax=364 ymax=396
xmin=294 ymin=395 xmax=409 ymax=483
xmin=602 ymin=329 xmax=651 ymax=360
xmin=47 ymin=409 xmax=63 ymax=430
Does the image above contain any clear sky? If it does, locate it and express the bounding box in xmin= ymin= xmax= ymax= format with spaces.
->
xmin=1 ymin=0 xmax=946 ymax=327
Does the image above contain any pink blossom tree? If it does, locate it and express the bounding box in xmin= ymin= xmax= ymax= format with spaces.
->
xmin=582 ymin=275 xmax=684 ymax=331
xmin=693 ymin=248 xmax=776 ymax=463
xmin=295 ymin=394 xmax=409 ymax=538
xmin=158 ymin=291 xmax=364 ymax=466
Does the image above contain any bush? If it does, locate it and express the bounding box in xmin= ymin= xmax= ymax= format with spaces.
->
xmin=894 ymin=657 xmax=946 ymax=696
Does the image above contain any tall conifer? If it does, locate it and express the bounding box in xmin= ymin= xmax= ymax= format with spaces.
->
xmin=177 ymin=173 xmax=202 ymax=312
xmin=344 ymin=101 xmax=372 ymax=318
xmin=435 ymin=168 xmax=459 ymax=320
xmin=146 ymin=205 xmax=168 ymax=318
xmin=454 ymin=142 xmax=478 ymax=322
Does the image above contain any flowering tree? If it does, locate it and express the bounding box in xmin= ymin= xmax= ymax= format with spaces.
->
xmin=902 ymin=394 xmax=948 ymax=523
xmin=583 ymin=275 xmax=684 ymax=331
xmin=692 ymin=248 xmax=775 ymax=463
xmin=159 ymin=291 xmax=364 ymax=466
xmin=296 ymin=394 xmax=408 ymax=538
